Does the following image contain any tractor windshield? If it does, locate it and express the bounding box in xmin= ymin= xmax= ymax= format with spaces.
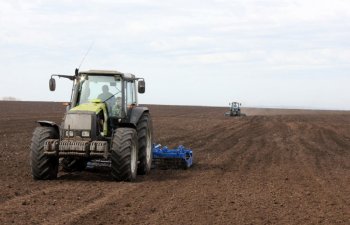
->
xmin=78 ymin=75 xmax=122 ymax=117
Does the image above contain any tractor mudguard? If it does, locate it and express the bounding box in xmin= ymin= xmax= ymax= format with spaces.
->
xmin=36 ymin=120 xmax=60 ymax=133
xmin=129 ymin=107 xmax=149 ymax=126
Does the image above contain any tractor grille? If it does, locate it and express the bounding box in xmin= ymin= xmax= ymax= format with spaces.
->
xmin=59 ymin=140 xmax=90 ymax=156
xmin=90 ymin=141 xmax=109 ymax=158
xmin=44 ymin=139 xmax=109 ymax=158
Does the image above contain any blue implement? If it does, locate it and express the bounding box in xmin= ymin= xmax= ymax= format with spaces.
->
xmin=152 ymin=144 xmax=193 ymax=169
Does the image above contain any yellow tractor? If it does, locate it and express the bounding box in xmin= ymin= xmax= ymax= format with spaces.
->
xmin=30 ymin=69 xmax=153 ymax=181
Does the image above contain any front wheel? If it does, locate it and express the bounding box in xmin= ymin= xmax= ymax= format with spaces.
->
xmin=110 ymin=128 xmax=138 ymax=181
xmin=30 ymin=127 xmax=59 ymax=180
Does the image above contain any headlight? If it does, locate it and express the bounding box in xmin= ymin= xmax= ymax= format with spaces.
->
xmin=81 ymin=131 xmax=90 ymax=137
xmin=65 ymin=131 xmax=74 ymax=137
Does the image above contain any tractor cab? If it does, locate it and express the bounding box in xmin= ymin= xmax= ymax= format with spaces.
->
xmin=76 ymin=74 xmax=122 ymax=117
xmin=50 ymin=70 xmax=146 ymax=138
xmin=230 ymin=102 xmax=241 ymax=112
xmin=72 ymin=70 xmax=144 ymax=119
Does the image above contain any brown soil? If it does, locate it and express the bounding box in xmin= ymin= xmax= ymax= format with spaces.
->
xmin=0 ymin=101 xmax=349 ymax=225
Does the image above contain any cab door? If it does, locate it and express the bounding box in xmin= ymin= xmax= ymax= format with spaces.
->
xmin=124 ymin=80 xmax=137 ymax=114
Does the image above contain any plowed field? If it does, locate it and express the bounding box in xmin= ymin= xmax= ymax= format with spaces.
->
xmin=0 ymin=101 xmax=349 ymax=225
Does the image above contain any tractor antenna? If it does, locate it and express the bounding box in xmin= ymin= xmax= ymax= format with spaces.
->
xmin=78 ymin=41 xmax=95 ymax=70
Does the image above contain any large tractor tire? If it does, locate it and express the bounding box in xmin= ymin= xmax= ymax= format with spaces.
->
xmin=30 ymin=127 xmax=59 ymax=180
xmin=61 ymin=157 xmax=87 ymax=172
xmin=136 ymin=112 xmax=153 ymax=175
xmin=111 ymin=128 xmax=138 ymax=181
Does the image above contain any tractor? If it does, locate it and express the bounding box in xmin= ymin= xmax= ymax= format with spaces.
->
xmin=30 ymin=69 xmax=153 ymax=181
xmin=225 ymin=102 xmax=246 ymax=117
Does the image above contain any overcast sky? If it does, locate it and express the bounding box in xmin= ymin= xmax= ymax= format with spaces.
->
xmin=0 ymin=0 xmax=349 ymax=109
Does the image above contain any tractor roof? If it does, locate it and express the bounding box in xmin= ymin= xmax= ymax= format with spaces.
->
xmin=79 ymin=70 xmax=123 ymax=75
xmin=79 ymin=70 xmax=136 ymax=79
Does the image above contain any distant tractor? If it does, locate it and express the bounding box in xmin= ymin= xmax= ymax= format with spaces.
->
xmin=30 ymin=69 xmax=153 ymax=181
xmin=225 ymin=102 xmax=246 ymax=117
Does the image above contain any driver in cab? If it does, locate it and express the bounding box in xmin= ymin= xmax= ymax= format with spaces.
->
xmin=98 ymin=85 xmax=115 ymax=113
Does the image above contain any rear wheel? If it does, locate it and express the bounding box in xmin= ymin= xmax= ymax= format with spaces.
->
xmin=30 ymin=127 xmax=59 ymax=180
xmin=111 ymin=128 xmax=138 ymax=181
xmin=136 ymin=113 xmax=153 ymax=175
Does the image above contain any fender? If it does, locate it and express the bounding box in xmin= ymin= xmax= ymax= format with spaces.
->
xmin=129 ymin=107 xmax=149 ymax=126
xmin=36 ymin=120 xmax=60 ymax=133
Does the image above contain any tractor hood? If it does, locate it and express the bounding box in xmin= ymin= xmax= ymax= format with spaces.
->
xmin=64 ymin=100 xmax=108 ymax=137
xmin=70 ymin=100 xmax=106 ymax=114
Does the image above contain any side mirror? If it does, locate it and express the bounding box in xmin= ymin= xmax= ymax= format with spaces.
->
xmin=138 ymin=80 xmax=145 ymax=93
xmin=49 ymin=78 xmax=56 ymax=91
